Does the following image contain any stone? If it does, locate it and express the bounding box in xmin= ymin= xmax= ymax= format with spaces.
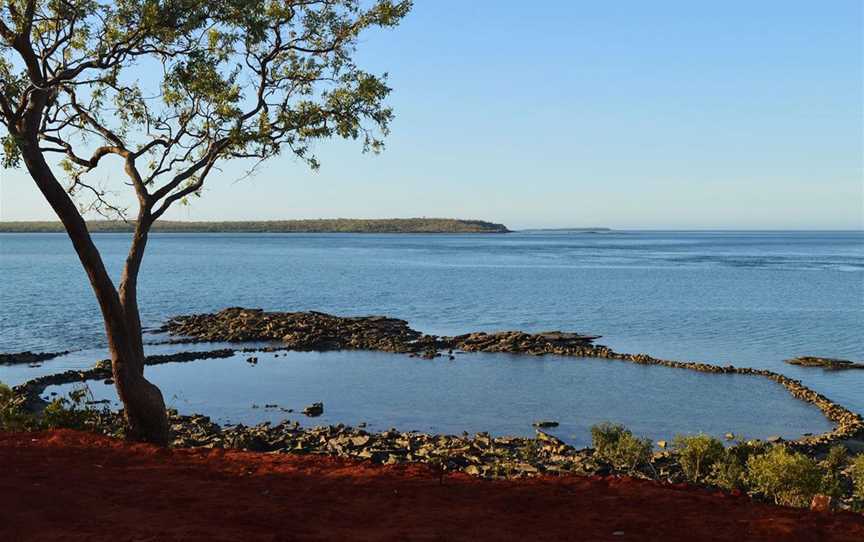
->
xmin=350 ymin=435 xmax=371 ymax=447
xmin=786 ymin=356 xmax=864 ymax=370
xmin=532 ymin=420 xmax=559 ymax=428
xmin=810 ymin=494 xmax=833 ymax=512
xmin=464 ymin=465 xmax=481 ymax=476
xmin=302 ymin=402 xmax=324 ymax=417
xmin=657 ymin=440 xmax=667 ymax=449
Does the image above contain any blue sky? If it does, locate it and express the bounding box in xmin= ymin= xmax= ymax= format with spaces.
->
xmin=1 ymin=0 xmax=862 ymax=229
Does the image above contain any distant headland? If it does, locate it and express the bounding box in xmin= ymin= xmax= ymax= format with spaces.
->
xmin=0 ymin=218 xmax=510 ymax=234
xmin=520 ymin=228 xmax=612 ymax=233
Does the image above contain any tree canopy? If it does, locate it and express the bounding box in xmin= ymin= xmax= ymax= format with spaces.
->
xmin=1 ymin=0 xmax=411 ymax=219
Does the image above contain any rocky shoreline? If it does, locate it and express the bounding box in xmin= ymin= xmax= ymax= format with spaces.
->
xmin=158 ymin=308 xmax=864 ymax=453
xmin=7 ymin=307 xmax=864 ymax=496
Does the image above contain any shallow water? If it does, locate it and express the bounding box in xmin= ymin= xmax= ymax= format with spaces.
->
xmin=2 ymin=230 xmax=863 ymax=437
xmin=45 ymin=349 xmax=833 ymax=447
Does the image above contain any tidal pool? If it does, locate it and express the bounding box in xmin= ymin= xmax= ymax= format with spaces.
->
xmin=44 ymin=349 xmax=834 ymax=447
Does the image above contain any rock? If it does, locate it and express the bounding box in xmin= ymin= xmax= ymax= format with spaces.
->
xmin=786 ymin=357 xmax=864 ymax=370
xmin=0 ymin=350 xmax=69 ymax=366
xmin=302 ymin=402 xmax=324 ymax=417
xmin=836 ymin=438 xmax=864 ymax=454
xmin=350 ymin=435 xmax=371 ymax=447
xmin=536 ymin=431 xmax=568 ymax=455
xmin=532 ymin=420 xmax=559 ymax=428
xmin=514 ymin=463 xmax=539 ymax=474
xmin=724 ymin=433 xmax=735 ymax=440
xmin=810 ymin=494 xmax=834 ymax=512
xmin=767 ymin=435 xmax=783 ymax=444
xmin=657 ymin=440 xmax=667 ymax=449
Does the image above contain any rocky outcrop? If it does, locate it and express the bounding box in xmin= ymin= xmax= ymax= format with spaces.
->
xmin=786 ymin=357 xmax=864 ymax=370
xmin=0 ymin=350 xmax=69 ymax=366
xmin=160 ymin=308 xmax=426 ymax=352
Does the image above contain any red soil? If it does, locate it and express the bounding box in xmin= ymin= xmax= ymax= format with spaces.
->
xmin=1 ymin=430 xmax=862 ymax=541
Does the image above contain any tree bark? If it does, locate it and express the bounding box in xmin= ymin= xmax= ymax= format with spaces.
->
xmin=15 ymin=126 xmax=170 ymax=445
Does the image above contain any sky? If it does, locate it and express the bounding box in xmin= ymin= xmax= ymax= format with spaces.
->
xmin=1 ymin=0 xmax=862 ymax=229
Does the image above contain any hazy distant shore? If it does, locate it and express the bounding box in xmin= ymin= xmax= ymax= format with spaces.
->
xmin=0 ymin=218 xmax=510 ymax=234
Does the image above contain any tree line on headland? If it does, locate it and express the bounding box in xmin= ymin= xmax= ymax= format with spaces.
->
xmin=0 ymin=218 xmax=510 ymax=234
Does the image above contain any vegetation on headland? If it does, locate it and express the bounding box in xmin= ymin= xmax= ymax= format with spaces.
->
xmin=0 ymin=218 xmax=510 ymax=234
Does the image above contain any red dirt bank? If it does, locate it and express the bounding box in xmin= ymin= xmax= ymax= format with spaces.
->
xmin=1 ymin=430 xmax=862 ymax=541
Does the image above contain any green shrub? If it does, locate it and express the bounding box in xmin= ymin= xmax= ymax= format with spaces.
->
xmin=819 ymin=445 xmax=849 ymax=498
xmin=1 ymin=382 xmax=107 ymax=433
xmin=709 ymin=453 xmax=748 ymax=491
xmin=1 ymin=381 xmax=28 ymax=431
xmin=747 ymin=446 xmax=824 ymax=507
xmin=674 ymin=434 xmax=725 ymax=482
xmin=852 ymin=454 xmax=864 ymax=501
xmin=41 ymin=386 xmax=103 ymax=431
xmin=708 ymin=440 xmax=768 ymax=492
xmin=590 ymin=422 xmax=652 ymax=473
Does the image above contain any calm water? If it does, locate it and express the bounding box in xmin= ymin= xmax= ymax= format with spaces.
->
xmin=46 ymin=350 xmax=832 ymax=447
xmin=1 ymin=231 xmax=862 ymax=441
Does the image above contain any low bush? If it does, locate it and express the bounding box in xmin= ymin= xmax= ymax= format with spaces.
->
xmin=41 ymin=386 xmax=108 ymax=431
xmin=852 ymin=454 xmax=864 ymax=501
xmin=708 ymin=440 xmax=768 ymax=492
xmin=1 ymin=382 xmax=107 ymax=433
xmin=747 ymin=446 xmax=824 ymax=508
xmin=0 ymin=381 xmax=32 ymax=431
xmin=674 ymin=434 xmax=725 ymax=482
xmin=590 ymin=422 xmax=652 ymax=473
xmin=819 ymin=445 xmax=849 ymax=499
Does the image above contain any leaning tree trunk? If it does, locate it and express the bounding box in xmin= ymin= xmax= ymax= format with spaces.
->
xmin=17 ymin=131 xmax=170 ymax=445
xmin=114 ymin=213 xmax=171 ymax=445
xmin=104 ymin=307 xmax=170 ymax=446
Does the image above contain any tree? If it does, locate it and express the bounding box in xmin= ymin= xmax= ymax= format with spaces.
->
xmin=0 ymin=0 xmax=411 ymax=444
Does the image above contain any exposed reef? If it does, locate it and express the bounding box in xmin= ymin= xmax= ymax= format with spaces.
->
xmin=157 ymin=308 xmax=864 ymax=453
xmin=786 ymin=357 xmax=864 ymax=370
xmin=0 ymin=350 xmax=69 ymax=366
xmin=9 ymin=307 xmax=864 ymax=464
